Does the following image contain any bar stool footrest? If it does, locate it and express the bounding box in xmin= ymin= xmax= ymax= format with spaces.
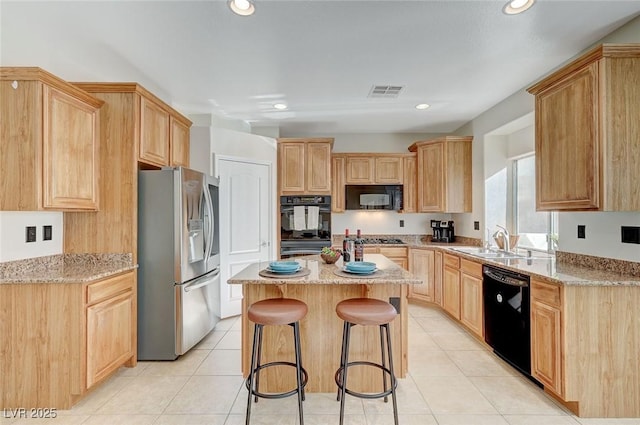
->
xmin=335 ymin=361 xmax=397 ymax=400
xmin=246 ymin=361 xmax=308 ymax=400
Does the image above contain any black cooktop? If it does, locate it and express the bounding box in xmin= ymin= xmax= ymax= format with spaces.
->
xmin=361 ymin=238 xmax=405 ymax=245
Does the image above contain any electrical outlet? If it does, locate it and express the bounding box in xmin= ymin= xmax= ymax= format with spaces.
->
xmin=474 ymin=221 xmax=480 ymax=230
xmin=43 ymin=225 xmax=53 ymax=241
xmin=26 ymin=226 xmax=37 ymax=243
xmin=621 ymin=226 xmax=640 ymax=244
xmin=389 ymin=297 xmax=400 ymax=314
xmin=577 ymin=225 xmax=586 ymax=239
xmin=399 ymin=220 xmax=404 ymax=228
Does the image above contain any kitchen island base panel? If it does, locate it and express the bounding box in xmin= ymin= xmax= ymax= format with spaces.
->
xmin=241 ymin=283 xmax=408 ymax=394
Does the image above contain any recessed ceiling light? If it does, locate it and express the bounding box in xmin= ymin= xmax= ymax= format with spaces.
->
xmin=415 ymin=103 xmax=430 ymax=110
xmin=503 ymin=0 xmax=535 ymax=15
xmin=273 ymin=103 xmax=288 ymax=110
xmin=229 ymin=0 xmax=255 ymax=16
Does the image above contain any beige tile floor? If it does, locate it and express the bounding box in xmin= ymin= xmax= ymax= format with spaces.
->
xmin=4 ymin=303 xmax=639 ymax=425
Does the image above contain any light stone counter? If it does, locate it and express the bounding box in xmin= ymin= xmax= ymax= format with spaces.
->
xmin=439 ymin=248 xmax=640 ymax=286
xmin=228 ymin=253 xmax=422 ymax=285
xmin=0 ymin=253 xmax=136 ymax=284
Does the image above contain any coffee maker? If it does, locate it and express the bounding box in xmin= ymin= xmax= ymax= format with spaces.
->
xmin=431 ymin=220 xmax=455 ymax=243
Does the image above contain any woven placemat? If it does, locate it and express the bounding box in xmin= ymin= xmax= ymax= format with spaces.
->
xmin=259 ymin=267 xmax=311 ymax=279
xmin=332 ymin=268 xmax=383 ymax=279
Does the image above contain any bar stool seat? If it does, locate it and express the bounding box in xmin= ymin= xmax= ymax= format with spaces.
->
xmin=335 ymin=297 xmax=399 ymax=425
xmin=246 ymin=298 xmax=308 ymax=425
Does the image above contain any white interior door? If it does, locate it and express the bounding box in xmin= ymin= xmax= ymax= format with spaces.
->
xmin=217 ymin=156 xmax=272 ymax=318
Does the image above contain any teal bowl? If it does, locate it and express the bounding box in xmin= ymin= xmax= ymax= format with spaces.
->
xmin=345 ymin=261 xmax=376 ymax=272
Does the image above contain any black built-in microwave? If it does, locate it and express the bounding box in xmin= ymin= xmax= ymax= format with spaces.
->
xmin=345 ymin=185 xmax=403 ymax=210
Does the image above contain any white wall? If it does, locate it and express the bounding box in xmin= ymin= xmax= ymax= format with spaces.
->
xmin=332 ymin=211 xmax=450 ymax=236
xmin=330 ymin=133 xmax=444 ymax=153
xmin=452 ymin=15 xmax=640 ymax=261
xmin=0 ymin=212 xmax=63 ymax=262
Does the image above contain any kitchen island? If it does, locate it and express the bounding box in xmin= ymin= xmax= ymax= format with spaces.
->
xmin=227 ymin=254 xmax=421 ymax=393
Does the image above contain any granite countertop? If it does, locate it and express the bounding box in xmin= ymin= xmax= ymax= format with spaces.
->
xmin=440 ymin=247 xmax=640 ymax=287
xmin=228 ymin=253 xmax=422 ymax=285
xmin=0 ymin=253 xmax=137 ymax=284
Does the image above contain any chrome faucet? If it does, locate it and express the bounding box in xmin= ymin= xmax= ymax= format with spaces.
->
xmin=494 ymin=225 xmax=510 ymax=252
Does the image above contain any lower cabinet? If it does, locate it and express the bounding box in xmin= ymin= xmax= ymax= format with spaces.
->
xmin=442 ymin=253 xmax=461 ymax=319
xmin=85 ymin=273 xmax=136 ymax=388
xmin=365 ymin=246 xmax=408 ymax=270
xmin=0 ymin=271 xmax=136 ymax=409
xmin=459 ymin=258 xmax=483 ymax=338
xmin=530 ymin=279 xmax=563 ymax=396
xmin=408 ymin=248 xmax=435 ymax=302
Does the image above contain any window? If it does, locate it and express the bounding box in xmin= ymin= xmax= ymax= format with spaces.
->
xmin=512 ymin=155 xmax=557 ymax=252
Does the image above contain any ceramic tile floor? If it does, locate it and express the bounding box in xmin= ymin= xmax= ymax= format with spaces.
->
xmin=4 ymin=303 xmax=639 ymax=425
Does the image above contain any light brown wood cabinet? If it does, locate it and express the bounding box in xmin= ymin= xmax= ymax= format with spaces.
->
xmin=65 ymin=83 xmax=191 ymax=257
xmin=278 ymin=138 xmax=333 ymax=195
xmin=0 ymin=271 xmax=136 ymax=409
xmin=345 ymin=156 xmax=375 ymax=184
xmin=375 ymin=156 xmax=403 ymax=183
xmin=459 ymin=258 xmax=483 ymax=338
xmin=331 ymin=155 xmax=346 ymax=212
xmin=408 ymin=136 xmax=472 ymax=213
xmin=402 ymin=155 xmax=417 ymax=212
xmin=408 ymin=248 xmax=435 ymax=302
xmin=1 ymin=67 xmax=103 ymax=211
xmin=442 ymin=253 xmax=461 ymax=319
xmin=75 ymin=83 xmax=191 ymax=170
xmin=434 ymin=250 xmax=443 ymax=305
xmin=344 ymin=154 xmax=404 ymax=185
xmin=364 ymin=246 xmax=408 ymax=270
xmin=170 ymin=117 xmax=191 ymax=167
xmin=85 ymin=272 xmax=136 ymax=388
xmin=530 ymin=279 xmax=563 ymax=396
xmin=527 ymin=44 xmax=640 ymax=211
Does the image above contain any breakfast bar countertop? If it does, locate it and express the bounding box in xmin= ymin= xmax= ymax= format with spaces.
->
xmin=227 ymin=253 xmax=422 ymax=285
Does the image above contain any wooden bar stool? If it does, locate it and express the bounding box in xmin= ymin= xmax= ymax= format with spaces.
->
xmin=335 ymin=298 xmax=399 ymax=425
xmin=246 ymin=298 xmax=308 ymax=425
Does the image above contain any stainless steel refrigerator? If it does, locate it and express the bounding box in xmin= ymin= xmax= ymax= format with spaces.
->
xmin=137 ymin=167 xmax=220 ymax=360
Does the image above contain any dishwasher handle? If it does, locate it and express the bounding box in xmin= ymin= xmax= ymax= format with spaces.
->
xmin=483 ymin=267 xmax=529 ymax=287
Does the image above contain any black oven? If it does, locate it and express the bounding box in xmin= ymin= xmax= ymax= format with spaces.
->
xmin=280 ymin=195 xmax=331 ymax=258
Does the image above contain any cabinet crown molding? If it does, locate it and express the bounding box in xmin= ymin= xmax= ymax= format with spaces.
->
xmin=408 ymin=136 xmax=473 ymax=152
xmin=527 ymin=43 xmax=640 ymax=95
xmin=1 ymin=67 xmax=104 ymax=108
xmin=72 ymin=82 xmax=192 ymax=126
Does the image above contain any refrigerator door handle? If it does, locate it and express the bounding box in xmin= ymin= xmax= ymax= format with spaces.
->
xmin=202 ymin=180 xmax=215 ymax=262
xmin=184 ymin=267 xmax=220 ymax=293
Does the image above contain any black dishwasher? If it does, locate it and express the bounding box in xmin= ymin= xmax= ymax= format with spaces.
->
xmin=483 ymin=264 xmax=533 ymax=378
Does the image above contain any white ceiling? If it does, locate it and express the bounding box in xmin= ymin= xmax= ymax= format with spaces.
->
xmin=2 ymin=0 xmax=640 ymax=135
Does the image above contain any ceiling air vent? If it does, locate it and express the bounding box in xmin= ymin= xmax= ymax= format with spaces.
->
xmin=368 ymin=85 xmax=404 ymax=98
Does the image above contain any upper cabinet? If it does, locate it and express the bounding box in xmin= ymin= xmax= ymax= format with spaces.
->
xmin=402 ymin=154 xmax=417 ymax=213
xmin=344 ymin=154 xmax=404 ymax=184
xmin=527 ymin=44 xmax=640 ymax=211
xmin=170 ymin=116 xmax=191 ymax=167
xmin=1 ymin=67 xmax=103 ymax=211
xmin=278 ymin=138 xmax=333 ymax=195
xmin=332 ymin=155 xmax=346 ymax=212
xmin=408 ymin=136 xmax=473 ymax=213
xmin=74 ymin=83 xmax=192 ymax=169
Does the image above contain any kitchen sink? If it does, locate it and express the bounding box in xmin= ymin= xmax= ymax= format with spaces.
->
xmin=450 ymin=247 xmax=525 ymax=259
xmin=450 ymin=247 xmax=553 ymax=260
